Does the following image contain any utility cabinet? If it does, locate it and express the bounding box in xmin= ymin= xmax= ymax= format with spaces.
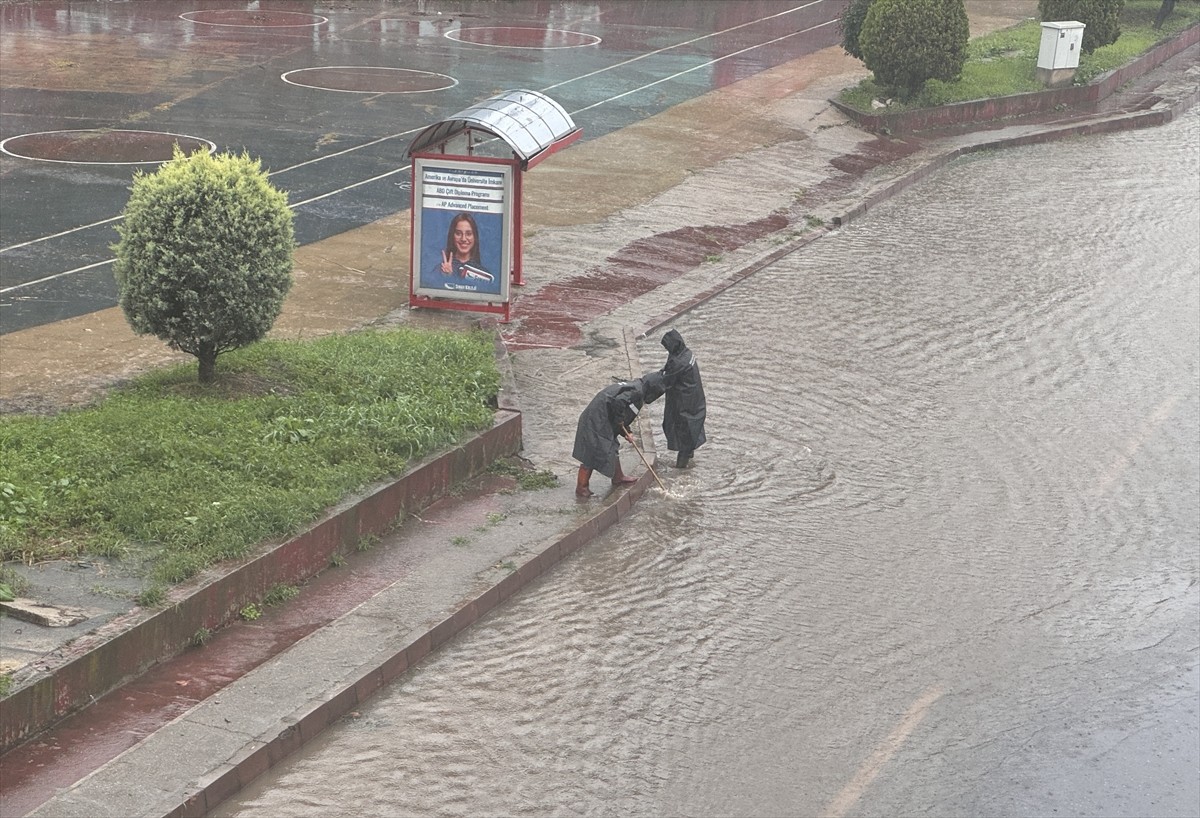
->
xmin=1037 ymin=21 xmax=1086 ymax=87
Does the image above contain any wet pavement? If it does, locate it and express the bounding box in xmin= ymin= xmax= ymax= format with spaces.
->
xmin=0 ymin=0 xmax=846 ymax=333
xmin=1 ymin=1 xmax=1198 ymax=815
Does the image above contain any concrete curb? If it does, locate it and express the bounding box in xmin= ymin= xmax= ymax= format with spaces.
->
xmin=2 ymin=323 xmax=530 ymax=754
xmin=638 ymin=48 xmax=1198 ymax=338
xmin=172 ymin=474 xmax=660 ymax=818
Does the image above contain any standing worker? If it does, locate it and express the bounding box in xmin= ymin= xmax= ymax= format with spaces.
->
xmin=660 ymin=329 xmax=707 ymax=468
xmin=573 ymin=371 xmax=665 ymax=498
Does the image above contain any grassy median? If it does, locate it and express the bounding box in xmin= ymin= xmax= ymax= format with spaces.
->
xmin=839 ymin=0 xmax=1200 ymax=112
xmin=0 ymin=327 xmax=500 ymax=592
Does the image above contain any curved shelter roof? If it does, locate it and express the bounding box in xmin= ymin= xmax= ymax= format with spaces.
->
xmin=406 ymin=89 xmax=581 ymax=170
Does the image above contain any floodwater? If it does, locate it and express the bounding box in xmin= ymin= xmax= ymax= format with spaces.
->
xmin=217 ymin=109 xmax=1200 ymax=817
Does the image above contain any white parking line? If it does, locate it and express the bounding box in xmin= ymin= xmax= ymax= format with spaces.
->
xmin=1094 ymin=394 xmax=1181 ymax=497
xmin=821 ymin=685 xmax=944 ymax=818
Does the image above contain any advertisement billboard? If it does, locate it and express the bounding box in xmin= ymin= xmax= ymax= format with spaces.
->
xmin=412 ymin=158 xmax=513 ymax=303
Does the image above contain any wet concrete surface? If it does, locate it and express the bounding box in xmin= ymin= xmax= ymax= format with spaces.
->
xmin=1 ymin=471 xmax=544 ymax=817
xmin=0 ymin=0 xmax=848 ymax=333
xmin=2 ymin=0 xmax=1198 ymax=815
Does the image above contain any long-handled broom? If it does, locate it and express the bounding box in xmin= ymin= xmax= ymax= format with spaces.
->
xmin=623 ymin=425 xmax=667 ymax=492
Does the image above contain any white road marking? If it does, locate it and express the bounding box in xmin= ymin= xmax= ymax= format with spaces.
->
xmin=821 ymin=685 xmax=944 ymax=818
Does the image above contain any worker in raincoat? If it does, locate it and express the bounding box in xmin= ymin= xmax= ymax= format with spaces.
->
xmin=660 ymin=329 xmax=707 ymax=468
xmin=573 ymin=371 xmax=665 ymax=497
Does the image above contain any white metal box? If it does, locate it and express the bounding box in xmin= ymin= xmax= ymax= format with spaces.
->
xmin=1038 ymin=21 xmax=1086 ymax=70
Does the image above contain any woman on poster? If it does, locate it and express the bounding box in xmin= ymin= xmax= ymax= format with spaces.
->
xmin=430 ymin=212 xmax=494 ymax=282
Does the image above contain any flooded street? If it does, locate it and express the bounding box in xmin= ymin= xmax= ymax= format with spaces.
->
xmin=217 ymin=108 xmax=1199 ymax=818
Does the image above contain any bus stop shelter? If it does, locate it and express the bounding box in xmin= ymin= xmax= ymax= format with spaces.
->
xmin=406 ymin=90 xmax=582 ymax=321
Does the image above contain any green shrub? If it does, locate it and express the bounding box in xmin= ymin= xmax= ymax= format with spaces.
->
xmin=1039 ymin=0 xmax=1126 ymax=53
xmin=112 ymin=147 xmax=295 ymax=383
xmin=840 ymin=0 xmax=877 ymax=59
xmin=860 ymin=0 xmax=971 ymax=99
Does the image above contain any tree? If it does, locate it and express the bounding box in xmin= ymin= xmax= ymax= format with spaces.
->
xmin=1038 ymin=0 xmax=1125 ymax=53
xmin=1154 ymin=0 xmax=1177 ymax=29
xmin=113 ymin=147 xmax=295 ymax=383
xmin=859 ymin=0 xmax=970 ymax=99
xmin=840 ymin=0 xmax=877 ymax=60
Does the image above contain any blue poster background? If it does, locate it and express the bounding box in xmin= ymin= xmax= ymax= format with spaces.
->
xmin=418 ymin=204 xmax=504 ymax=297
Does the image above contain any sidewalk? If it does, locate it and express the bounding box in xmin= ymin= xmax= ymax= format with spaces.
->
xmin=3 ymin=12 xmax=1198 ymax=817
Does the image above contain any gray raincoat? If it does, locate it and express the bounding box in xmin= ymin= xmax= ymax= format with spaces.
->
xmin=660 ymin=329 xmax=707 ymax=456
xmin=572 ymin=372 xmax=665 ymax=477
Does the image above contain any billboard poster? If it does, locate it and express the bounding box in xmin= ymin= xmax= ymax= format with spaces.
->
xmin=412 ymin=158 xmax=512 ymax=303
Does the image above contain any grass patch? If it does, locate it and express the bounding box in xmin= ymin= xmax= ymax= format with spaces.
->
xmin=839 ymin=1 xmax=1200 ymax=112
xmin=89 ymin=584 xmax=136 ymax=601
xmin=263 ymin=583 xmax=299 ymax=606
xmin=1 ymin=327 xmax=500 ymax=588
xmin=136 ymin=586 xmax=166 ymax=608
xmin=0 ymin=566 xmax=29 ymax=598
xmin=486 ymin=457 xmax=559 ymax=491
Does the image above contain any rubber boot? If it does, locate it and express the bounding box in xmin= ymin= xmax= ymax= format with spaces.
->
xmin=575 ymin=466 xmax=594 ymax=498
xmin=612 ymin=460 xmax=637 ymax=486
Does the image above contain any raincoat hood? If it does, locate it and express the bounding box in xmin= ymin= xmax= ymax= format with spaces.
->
xmin=637 ymin=370 xmax=665 ymax=405
xmin=661 ymin=329 xmax=686 ymax=355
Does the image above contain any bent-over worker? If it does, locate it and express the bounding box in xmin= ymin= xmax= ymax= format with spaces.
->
xmin=572 ymin=371 xmax=665 ymax=498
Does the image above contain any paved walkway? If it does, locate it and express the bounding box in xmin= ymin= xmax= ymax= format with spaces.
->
xmin=2 ymin=9 xmax=1198 ymax=816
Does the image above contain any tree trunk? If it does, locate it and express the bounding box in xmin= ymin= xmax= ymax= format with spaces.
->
xmin=197 ymin=346 xmax=218 ymax=383
xmin=1154 ymin=0 xmax=1177 ymax=29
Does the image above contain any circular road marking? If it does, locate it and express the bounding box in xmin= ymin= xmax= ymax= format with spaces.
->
xmin=0 ymin=129 xmax=217 ymax=165
xmin=181 ymin=9 xmax=328 ymax=27
xmin=281 ymin=66 xmax=457 ymax=94
xmin=446 ymin=27 xmax=600 ymax=49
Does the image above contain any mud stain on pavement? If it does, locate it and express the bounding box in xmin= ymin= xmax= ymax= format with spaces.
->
xmin=505 ymin=213 xmax=789 ymax=351
xmin=828 ymin=137 xmax=924 ymax=175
